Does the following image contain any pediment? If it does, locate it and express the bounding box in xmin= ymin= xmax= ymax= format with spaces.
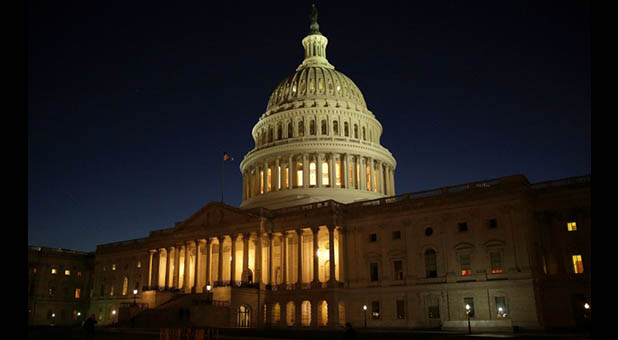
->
xmin=177 ymin=202 xmax=259 ymax=230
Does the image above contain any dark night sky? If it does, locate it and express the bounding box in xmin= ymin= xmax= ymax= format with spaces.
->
xmin=28 ymin=1 xmax=590 ymax=252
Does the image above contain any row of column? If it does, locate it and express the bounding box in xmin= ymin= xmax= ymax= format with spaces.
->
xmin=243 ymin=153 xmax=395 ymax=200
xmin=146 ymin=225 xmax=344 ymax=293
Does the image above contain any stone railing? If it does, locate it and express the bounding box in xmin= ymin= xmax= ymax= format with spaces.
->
xmin=531 ymin=175 xmax=590 ymax=190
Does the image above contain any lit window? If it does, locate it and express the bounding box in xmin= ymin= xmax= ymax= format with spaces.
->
xmin=366 ymin=165 xmax=371 ymax=191
xmin=296 ymin=162 xmax=303 ymax=187
xmin=371 ymin=301 xmax=380 ymax=319
xmin=495 ymin=297 xmax=507 ymax=319
xmin=75 ymin=288 xmax=81 ymax=299
xmin=322 ymin=161 xmax=329 ymax=186
xmin=567 ymin=222 xmax=577 ymax=231
xmin=137 ymin=261 xmax=141 ymax=268
xmin=51 ymin=268 xmax=57 ymax=275
xmin=267 ymin=167 xmax=272 ymax=192
xmin=77 ymin=271 xmax=82 ymax=277
xmin=460 ymin=254 xmax=471 ymax=276
xmin=490 ymin=252 xmax=503 ymax=274
xmin=335 ymin=160 xmax=341 ymax=187
xmin=65 ymin=269 xmax=71 ymax=276
xmin=309 ymin=162 xmax=317 ymax=186
xmin=110 ymin=286 xmax=114 ymax=296
xmin=112 ymin=264 xmax=116 ymax=271
xmin=572 ymin=255 xmax=584 ymax=274
xmin=260 ymin=170 xmax=264 ymax=194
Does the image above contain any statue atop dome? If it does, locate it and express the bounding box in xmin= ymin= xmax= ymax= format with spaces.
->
xmin=309 ymin=4 xmax=320 ymax=34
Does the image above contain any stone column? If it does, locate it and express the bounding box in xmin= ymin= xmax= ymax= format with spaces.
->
xmin=317 ymin=153 xmax=323 ymax=187
xmin=296 ymin=228 xmax=303 ymax=288
xmin=330 ymin=153 xmax=336 ymax=187
xmin=302 ymin=153 xmax=309 ymax=188
xmin=282 ymin=232 xmax=288 ymax=286
xmin=174 ymin=244 xmax=182 ymax=288
xmin=288 ymin=155 xmax=294 ymax=189
xmin=268 ymin=233 xmax=274 ymax=285
xmin=369 ymin=158 xmax=375 ymax=192
xmin=152 ymin=250 xmax=160 ymax=290
xmin=312 ymin=226 xmax=320 ymax=287
xmin=148 ymin=250 xmax=155 ymax=288
xmin=192 ymin=240 xmax=201 ymax=293
xmin=165 ymin=247 xmax=173 ymax=289
xmin=184 ymin=241 xmax=192 ymax=292
xmin=390 ymin=166 xmax=395 ymax=195
xmin=275 ymin=158 xmax=280 ymax=191
xmin=217 ymin=236 xmax=224 ymax=285
xmin=230 ymin=235 xmax=236 ymax=284
xmin=328 ymin=225 xmax=336 ymax=287
xmin=256 ymin=232 xmax=263 ymax=286
xmin=242 ymin=234 xmax=250 ymax=284
xmin=263 ymin=160 xmax=269 ymax=193
xmin=204 ymin=238 xmax=211 ymax=288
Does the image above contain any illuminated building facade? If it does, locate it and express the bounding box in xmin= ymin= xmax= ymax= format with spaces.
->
xmin=27 ymin=7 xmax=590 ymax=331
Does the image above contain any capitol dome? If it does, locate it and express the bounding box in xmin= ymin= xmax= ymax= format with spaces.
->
xmin=240 ymin=6 xmax=396 ymax=210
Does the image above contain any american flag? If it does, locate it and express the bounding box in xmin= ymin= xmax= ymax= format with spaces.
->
xmin=223 ymin=152 xmax=234 ymax=161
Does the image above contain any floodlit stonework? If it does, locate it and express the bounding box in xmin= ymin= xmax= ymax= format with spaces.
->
xmin=28 ymin=7 xmax=590 ymax=332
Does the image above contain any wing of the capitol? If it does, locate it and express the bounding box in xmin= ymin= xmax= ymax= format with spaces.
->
xmin=28 ymin=7 xmax=590 ymax=332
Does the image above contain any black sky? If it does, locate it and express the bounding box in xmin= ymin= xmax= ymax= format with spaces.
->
xmin=28 ymin=1 xmax=591 ymax=252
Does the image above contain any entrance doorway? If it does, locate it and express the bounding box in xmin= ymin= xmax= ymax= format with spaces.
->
xmin=237 ymin=305 xmax=251 ymax=328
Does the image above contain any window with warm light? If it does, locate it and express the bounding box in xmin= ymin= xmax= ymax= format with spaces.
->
xmin=75 ymin=288 xmax=81 ymax=299
xmin=335 ymin=160 xmax=341 ymax=187
xmin=77 ymin=271 xmax=82 ymax=277
xmin=65 ymin=269 xmax=71 ymax=276
xmin=296 ymin=162 xmax=303 ymax=187
xmin=260 ymin=170 xmax=264 ymax=193
xmin=309 ymin=162 xmax=317 ymax=186
xmin=112 ymin=264 xmax=116 ymax=271
xmin=572 ymin=255 xmax=584 ymax=274
xmin=322 ymin=161 xmax=329 ymax=186
xmin=137 ymin=261 xmax=141 ymax=268
xmin=51 ymin=268 xmax=57 ymax=275
xmin=366 ymin=165 xmax=371 ymax=191
xmin=567 ymin=222 xmax=577 ymax=231
xmin=490 ymin=252 xmax=503 ymax=274
xmin=267 ymin=168 xmax=272 ymax=192
xmin=460 ymin=254 xmax=472 ymax=276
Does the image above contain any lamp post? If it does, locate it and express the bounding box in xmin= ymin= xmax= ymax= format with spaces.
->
xmin=133 ymin=289 xmax=138 ymax=306
xmin=363 ymin=305 xmax=367 ymax=328
xmin=465 ymin=304 xmax=472 ymax=334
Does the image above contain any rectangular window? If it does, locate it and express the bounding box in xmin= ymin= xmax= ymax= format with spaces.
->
xmin=112 ymin=264 xmax=116 ymax=271
xmin=65 ymin=269 xmax=71 ymax=276
xmin=464 ymin=297 xmax=475 ymax=317
xmin=393 ymin=260 xmax=404 ymax=280
xmin=488 ymin=219 xmax=498 ymax=229
xmin=75 ymin=288 xmax=81 ymax=299
xmin=371 ymin=301 xmax=380 ymax=319
xmin=335 ymin=160 xmax=342 ymax=187
xmin=567 ymin=222 xmax=577 ymax=231
xmin=572 ymin=255 xmax=584 ymax=274
xmin=428 ymin=296 xmax=440 ymax=319
xmin=495 ymin=296 xmax=507 ymax=318
xmin=370 ymin=263 xmax=379 ymax=282
xmin=396 ymin=300 xmax=405 ymax=319
xmin=260 ymin=170 xmax=264 ymax=193
xmin=296 ymin=162 xmax=303 ymax=187
xmin=267 ymin=167 xmax=272 ymax=192
xmin=460 ymin=254 xmax=471 ymax=276
xmin=458 ymin=222 xmax=468 ymax=232
xmin=51 ymin=268 xmax=57 ymax=274
xmin=309 ymin=162 xmax=317 ymax=186
xmin=366 ymin=165 xmax=372 ymax=191
xmin=137 ymin=261 xmax=141 ymax=268
xmin=77 ymin=271 xmax=82 ymax=277
xmin=322 ymin=161 xmax=329 ymax=186
xmin=284 ymin=166 xmax=289 ymax=189
xmin=392 ymin=231 xmax=401 ymax=240
xmin=490 ymin=252 xmax=503 ymax=274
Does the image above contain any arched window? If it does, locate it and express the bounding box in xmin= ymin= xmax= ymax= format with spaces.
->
xmin=298 ymin=121 xmax=305 ymax=137
xmin=425 ymin=249 xmax=437 ymax=278
xmin=301 ymin=300 xmax=311 ymax=326
xmin=321 ymin=119 xmax=327 ymax=135
xmin=338 ymin=301 xmax=346 ymax=327
xmin=237 ymin=305 xmax=251 ymax=328
xmin=310 ymin=120 xmax=316 ymax=135
xmin=122 ymin=277 xmax=128 ymax=296
xmin=277 ymin=124 xmax=282 ymax=141
xmin=309 ymin=161 xmax=317 ymax=186
xmin=288 ymin=121 xmax=294 ymax=138
xmin=319 ymin=300 xmax=328 ymax=326
xmin=344 ymin=122 xmax=349 ymax=137
xmin=354 ymin=124 xmax=358 ymax=139
xmin=362 ymin=127 xmax=366 ymax=140
xmin=333 ymin=121 xmax=339 ymax=135
xmin=268 ymin=127 xmax=273 ymax=143
xmin=286 ymin=301 xmax=296 ymax=326
xmin=273 ymin=303 xmax=281 ymax=325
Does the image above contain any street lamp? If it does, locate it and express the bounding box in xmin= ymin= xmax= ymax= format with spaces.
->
xmin=363 ymin=305 xmax=367 ymax=328
xmin=133 ymin=289 xmax=138 ymax=306
xmin=465 ymin=304 xmax=472 ymax=334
